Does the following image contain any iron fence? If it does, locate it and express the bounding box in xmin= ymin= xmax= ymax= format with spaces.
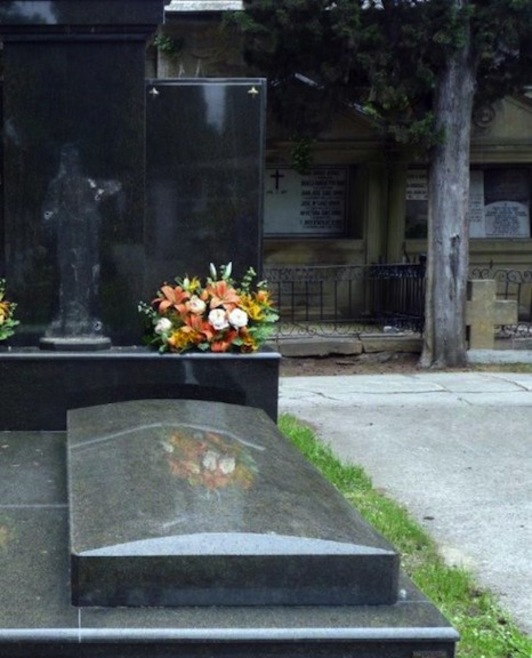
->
xmin=263 ymin=263 xmax=425 ymax=338
xmin=264 ymin=262 xmax=532 ymax=343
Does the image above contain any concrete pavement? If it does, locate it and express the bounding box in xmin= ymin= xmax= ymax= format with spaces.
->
xmin=279 ymin=370 xmax=532 ymax=635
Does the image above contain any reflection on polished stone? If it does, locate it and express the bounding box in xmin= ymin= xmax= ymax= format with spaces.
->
xmin=145 ymin=79 xmax=265 ymax=292
xmin=68 ymin=399 xmax=399 ymax=607
xmin=0 ymin=348 xmax=280 ymax=430
xmin=0 ymin=1 xmax=164 ymax=26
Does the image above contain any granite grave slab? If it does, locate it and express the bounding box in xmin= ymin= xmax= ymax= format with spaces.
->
xmin=68 ymin=399 xmax=399 ymax=607
xmin=0 ymin=429 xmax=458 ymax=657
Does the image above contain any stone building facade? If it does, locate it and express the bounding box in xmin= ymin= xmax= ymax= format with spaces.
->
xmin=160 ymin=1 xmax=532 ymax=296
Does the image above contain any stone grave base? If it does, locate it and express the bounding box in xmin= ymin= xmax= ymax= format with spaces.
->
xmin=0 ymin=347 xmax=280 ymax=430
xmin=0 ymin=410 xmax=458 ymax=658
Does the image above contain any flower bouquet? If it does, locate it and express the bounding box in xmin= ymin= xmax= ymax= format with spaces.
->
xmin=0 ymin=279 xmax=18 ymax=341
xmin=139 ymin=263 xmax=278 ymax=353
xmin=162 ymin=427 xmax=257 ymax=491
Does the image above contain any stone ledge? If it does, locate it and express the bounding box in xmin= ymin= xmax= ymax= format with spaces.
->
xmin=268 ymin=335 xmax=422 ymax=358
xmin=270 ymin=338 xmax=363 ymax=358
xmin=360 ymin=335 xmax=422 ymax=354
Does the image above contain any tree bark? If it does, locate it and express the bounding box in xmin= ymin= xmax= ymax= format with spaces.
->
xmin=420 ymin=8 xmax=476 ymax=368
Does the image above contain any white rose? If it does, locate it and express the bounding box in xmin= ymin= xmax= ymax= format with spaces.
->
xmin=208 ymin=308 xmax=229 ymax=331
xmin=219 ymin=456 xmax=236 ymax=475
xmin=228 ymin=308 xmax=248 ymax=329
xmin=202 ymin=450 xmax=219 ymax=471
xmin=154 ymin=317 xmax=173 ymax=334
xmin=188 ymin=295 xmax=206 ymax=315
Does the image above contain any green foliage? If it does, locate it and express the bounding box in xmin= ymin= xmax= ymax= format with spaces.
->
xmin=290 ymin=137 xmax=315 ymax=174
xmin=236 ymin=0 xmax=532 ymax=151
xmin=231 ymin=1 xmax=363 ymax=136
xmin=153 ymin=33 xmax=184 ymax=58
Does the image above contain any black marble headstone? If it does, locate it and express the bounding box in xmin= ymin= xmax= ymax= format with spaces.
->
xmin=68 ymin=399 xmax=399 ymax=607
xmin=1 ymin=3 xmax=265 ymax=347
xmin=0 ymin=0 xmax=166 ymax=346
xmin=144 ymin=78 xmax=266 ymax=291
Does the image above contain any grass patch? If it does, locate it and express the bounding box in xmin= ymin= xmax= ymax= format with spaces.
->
xmin=279 ymin=413 xmax=532 ymax=658
xmin=473 ymin=362 xmax=532 ymax=374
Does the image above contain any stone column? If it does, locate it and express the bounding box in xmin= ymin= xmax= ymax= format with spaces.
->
xmin=385 ymin=162 xmax=408 ymax=262
xmin=363 ymin=163 xmax=388 ymax=265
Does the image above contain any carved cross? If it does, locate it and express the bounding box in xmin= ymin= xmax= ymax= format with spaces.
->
xmin=466 ymin=279 xmax=517 ymax=349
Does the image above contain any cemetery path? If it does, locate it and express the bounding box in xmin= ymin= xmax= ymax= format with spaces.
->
xmin=279 ymin=370 xmax=532 ymax=636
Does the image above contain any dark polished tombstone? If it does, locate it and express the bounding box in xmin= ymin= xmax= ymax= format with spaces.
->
xmin=1 ymin=4 xmax=265 ymax=348
xmin=145 ymin=78 xmax=265 ymax=290
xmin=1 ymin=0 xmax=165 ymax=348
xmin=0 ymin=1 xmax=276 ymax=432
xmin=68 ymin=400 xmax=399 ymax=607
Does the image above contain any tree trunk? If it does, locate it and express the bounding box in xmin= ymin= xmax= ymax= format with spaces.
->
xmin=420 ymin=12 xmax=476 ymax=369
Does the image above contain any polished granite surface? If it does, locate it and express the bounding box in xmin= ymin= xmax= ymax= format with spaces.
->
xmin=0 ymin=429 xmax=458 ymax=657
xmin=0 ymin=0 xmax=164 ymax=26
xmin=0 ymin=349 xmax=280 ymax=430
xmin=68 ymin=400 xmax=398 ymax=607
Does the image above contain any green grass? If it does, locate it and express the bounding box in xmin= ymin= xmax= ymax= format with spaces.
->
xmin=474 ymin=362 xmax=532 ymax=374
xmin=278 ymin=414 xmax=532 ymax=658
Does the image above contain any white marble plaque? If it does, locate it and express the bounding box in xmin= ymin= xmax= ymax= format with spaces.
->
xmin=264 ymin=167 xmax=347 ymax=236
xmin=406 ymin=170 xmax=428 ymax=201
xmin=483 ymin=169 xmax=531 ymax=238
xmin=405 ymin=168 xmax=531 ymax=239
xmin=484 ymin=201 xmax=530 ymax=238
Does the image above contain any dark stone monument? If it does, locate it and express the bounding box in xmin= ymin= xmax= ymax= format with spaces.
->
xmin=68 ymin=400 xmax=399 ymax=607
xmin=145 ymin=78 xmax=264 ymax=291
xmin=1 ymin=7 xmax=265 ymax=346
xmin=0 ymin=1 xmax=277 ymax=429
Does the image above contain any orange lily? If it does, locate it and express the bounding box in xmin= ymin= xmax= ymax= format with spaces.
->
xmin=153 ymin=285 xmax=189 ymax=314
xmin=207 ymin=280 xmax=241 ymax=310
xmin=185 ymin=313 xmax=215 ymax=341
xmin=255 ymin=289 xmax=273 ymax=306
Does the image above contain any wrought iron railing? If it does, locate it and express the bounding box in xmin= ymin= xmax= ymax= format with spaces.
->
xmin=263 ymin=263 xmax=425 ymax=338
xmin=264 ymin=262 xmax=532 ymax=343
